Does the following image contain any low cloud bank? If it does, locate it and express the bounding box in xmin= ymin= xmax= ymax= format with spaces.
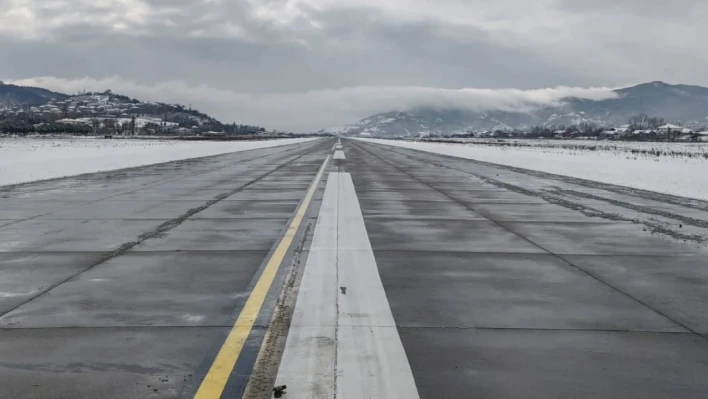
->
xmin=10 ymin=76 xmax=618 ymax=132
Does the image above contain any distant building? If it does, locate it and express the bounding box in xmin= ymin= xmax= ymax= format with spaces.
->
xmin=656 ymin=124 xmax=691 ymax=140
xmin=657 ymin=124 xmax=684 ymax=133
xmin=56 ymin=118 xmax=90 ymax=125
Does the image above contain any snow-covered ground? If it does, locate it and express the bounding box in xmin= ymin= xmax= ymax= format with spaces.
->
xmin=434 ymin=138 xmax=708 ymax=157
xmin=0 ymin=137 xmax=316 ymax=187
xmin=359 ymin=138 xmax=708 ymax=201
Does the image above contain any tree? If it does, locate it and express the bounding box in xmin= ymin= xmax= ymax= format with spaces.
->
xmin=528 ymin=126 xmax=554 ymax=138
xmin=61 ymin=102 xmax=69 ymax=119
xmin=91 ymin=118 xmax=101 ymax=135
xmin=648 ymin=116 xmax=665 ymax=129
xmin=142 ymin=122 xmax=160 ymax=135
xmin=578 ymin=122 xmax=598 ymax=135
xmin=629 ymin=114 xmax=665 ymax=131
xmin=103 ymin=118 xmax=116 ymax=134
xmin=129 ymin=116 xmax=136 ymax=136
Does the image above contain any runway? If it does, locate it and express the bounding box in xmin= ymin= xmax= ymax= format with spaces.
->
xmin=2 ymin=137 xmax=708 ymax=398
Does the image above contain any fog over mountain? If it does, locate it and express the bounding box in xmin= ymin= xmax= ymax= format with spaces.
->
xmin=323 ymin=82 xmax=708 ymax=136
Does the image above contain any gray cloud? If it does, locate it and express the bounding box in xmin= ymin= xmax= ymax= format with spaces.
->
xmin=8 ymin=75 xmax=617 ymax=132
xmin=1 ymin=0 xmax=707 ymax=130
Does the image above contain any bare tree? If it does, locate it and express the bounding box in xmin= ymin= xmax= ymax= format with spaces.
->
xmin=91 ymin=118 xmax=101 ymax=135
xmin=578 ymin=121 xmax=598 ymax=135
xmin=103 ymin=118 xmax=116 ymax=133
xmin=629 ymin=114 xmax=666 ymax=131
xmin=629 ymin=114 xmax=650 ymax=130
xmin=130 ymin=116 xmax=136 ymax=136
xmin=648 ymin=116 xmax=665 ymax=129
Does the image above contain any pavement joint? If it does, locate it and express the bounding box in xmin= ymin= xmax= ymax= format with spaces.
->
xmin=352 ymin=140 xmax=704 ymax=339
xmin=0 ymin=144 xmax=324 ymax=319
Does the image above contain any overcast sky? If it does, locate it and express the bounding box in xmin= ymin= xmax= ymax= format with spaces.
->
xmin=2 ymin=0 xmax=707 ymax=131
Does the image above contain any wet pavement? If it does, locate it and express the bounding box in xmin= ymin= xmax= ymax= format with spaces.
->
xmin=0 ymin=139 xmax=331 ymax=399
xmin=3 ymin=137 xmax=708 ymax=399
xmin=344 ymin=139 xmax=708 ymax=399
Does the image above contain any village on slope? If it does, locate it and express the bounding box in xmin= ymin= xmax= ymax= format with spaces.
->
xmin=0 ymin=84 xmax=292 ymax=138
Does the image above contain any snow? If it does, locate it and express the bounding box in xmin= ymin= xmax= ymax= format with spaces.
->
xmin=358 ymin=138 xmax=708 ymax=201
xmin=0 ymin=137 xmax=316 ymax=187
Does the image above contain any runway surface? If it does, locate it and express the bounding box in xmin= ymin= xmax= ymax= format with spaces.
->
xmin=2 ymin=137 xmax=708 ymax=398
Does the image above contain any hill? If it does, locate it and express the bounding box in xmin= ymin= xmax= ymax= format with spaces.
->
xmin=0 ymin=83 xmax=266 ymax=135
xmin=0 ymin=81 xmax=68 ymax=107
xmin=324 ymin=81 xmax=708 ymax=136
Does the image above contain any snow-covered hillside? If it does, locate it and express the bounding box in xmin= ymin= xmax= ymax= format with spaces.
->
xmin=328 ymin=82 xmax=708 ymax=137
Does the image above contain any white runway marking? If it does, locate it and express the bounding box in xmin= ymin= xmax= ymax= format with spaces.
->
xmin=334 ymin=150 xmax=346 ymax=160
xmin=273 ymin=172 xmax=419 ymax=399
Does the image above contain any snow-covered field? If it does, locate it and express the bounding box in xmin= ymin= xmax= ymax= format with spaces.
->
xmin=359 ymin=138 xmax=708 ymax=201
xmin=430 ymin=138 xmax=708 ymax=158
xmin=0 ymin=137 xmax=316 ymax=187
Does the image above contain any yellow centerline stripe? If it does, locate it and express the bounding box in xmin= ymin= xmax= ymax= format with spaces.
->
xmin=193 ymin=154 xmax=331 ymax=399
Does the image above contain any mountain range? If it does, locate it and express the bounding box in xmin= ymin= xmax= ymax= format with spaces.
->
xmin=322 ymin=82 xmax=708 ymax=136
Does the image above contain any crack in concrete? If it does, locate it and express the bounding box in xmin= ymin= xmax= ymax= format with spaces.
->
xmin=0 ymin=142 xmax=324 ymax=320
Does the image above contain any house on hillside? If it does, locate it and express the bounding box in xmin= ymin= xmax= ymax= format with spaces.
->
xmin=56 ymin=118 xmax=90 ymax=125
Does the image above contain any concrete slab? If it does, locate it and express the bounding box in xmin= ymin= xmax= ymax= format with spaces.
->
xmin=227 ymin=189 xmax=308 ymax=201
xmin=0 ymin=251 xmax=267 ymax=327
xmin=0 ymin=219 xmax=167 ymax=252
xmin=0 ymin=327 xmax=228 ymax=399
xmin=2 ymin=188 xmax=128 ymax=201
xmin=400 ymin=328 xmax=708 ymax=399
xmin=193 ymin=200 xmax=299 ymax=219
xmin=107 ymin=189 xmax=229 ymax=201
xmin=0 ymin=252 xmax=107 ymax=315
xmin=365 ymin=219 xmax=545 ymax=253
xmin=350 ymin=179 xmax=432 ymax=191
xmin=470 ymin=202 xmax=614 ymax=223
xmin=355 ymin=190 xmax=451 ymax=202
xmin=37 ymin=200 xmax=206 ymax=220
xmin=133 ymin=218 xmax=288 ymax=251
xmin=375 ymin=251 xmax=683 ymax=331
xmin=359 ymin=199 xmax=484 ymax=220
xmin=501 ymin=222 xmax=705 ymax=256
xmin=0 ymin=201 xmax=86 ymax=219
xmin=445 ymin=189 xmax=549 ymax=204
xmin=245 ymin=182 xmax=311 ymax=191
xmin=565 ymin=255 xmax=708 ymax=332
